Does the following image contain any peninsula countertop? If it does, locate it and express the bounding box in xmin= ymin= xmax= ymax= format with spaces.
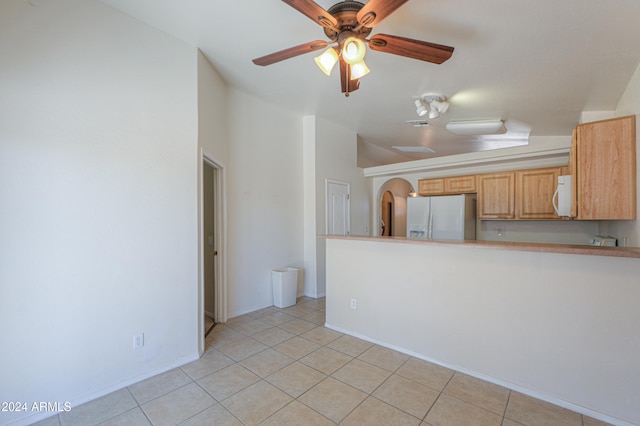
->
xmin=319 ymin=235 xmax=640 ymax=259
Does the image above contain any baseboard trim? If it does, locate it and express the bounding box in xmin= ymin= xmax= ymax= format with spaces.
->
xmin=303 ymin=291 xmax=325 ymax=299
xmin=324 ymin=322 xmax=632 ymax=426
xmin=7 ymin=352 xmax=200 ymax=426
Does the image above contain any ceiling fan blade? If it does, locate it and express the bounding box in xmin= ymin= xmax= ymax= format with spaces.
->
xmin=282 ymin=0 xmax=338 ymax=29
xmin=357 ymin=0 xmax=409 ymax=28
xmin=252 ymin=40 xmax=329 ymax=66
xmin=340 ymin=59 xmax=360 ymax=96
xmin=369 ymin=34 xmax=454 ymax=64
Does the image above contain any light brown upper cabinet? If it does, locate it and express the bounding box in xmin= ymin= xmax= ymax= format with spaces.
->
xmin=418 ymin=175 xmax=476 ymax=196
xmin=477 ymin=172 xmax=515 ymax=219
xmin=418 ymin=178 xmax=444 ymax=196
xmin=515 ymin=167 xmax=563 ymax=219
xmin=444 ymin=175 xmax=476 ymax=194
xmin=573 ymin=115 xmax=636 ymax=220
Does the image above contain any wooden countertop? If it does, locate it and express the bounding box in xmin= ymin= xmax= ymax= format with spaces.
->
xmin=320 ymin=235 xmax=640 ymax=259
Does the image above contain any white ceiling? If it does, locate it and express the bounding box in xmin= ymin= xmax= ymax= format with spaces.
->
xmin=99 ymin=0 xmax=640 ymax=167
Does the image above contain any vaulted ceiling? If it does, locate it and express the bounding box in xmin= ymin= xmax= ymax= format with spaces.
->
xmin=100 ymin=0 xmax=640 ymax=167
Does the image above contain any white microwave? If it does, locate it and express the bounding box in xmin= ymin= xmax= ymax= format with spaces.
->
xmin=552 ymin=175 xmax=573 ymax=217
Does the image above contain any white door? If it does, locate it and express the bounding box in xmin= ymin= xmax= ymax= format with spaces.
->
xmin=326 ymin=179 xmax=350 ymax=235
xmin=201 ymin=156 xmax=227 ymax=328
xmin=430 ymin=195 xmax=461 ymax=240
xmin=406 ymin=196 xmax=430 ymax=239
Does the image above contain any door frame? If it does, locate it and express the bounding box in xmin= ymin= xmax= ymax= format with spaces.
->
xmin=199 ymin=152 xmax=227 ymax=354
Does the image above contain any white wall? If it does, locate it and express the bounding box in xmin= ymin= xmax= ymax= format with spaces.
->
xmin=225 ymin=90 xmax=304 ymax=317
xmin=197 ymin=52 xmax=229 ymax=327
xmin=326 ymin=238 xmax=640 ymax=425
xmin=198 ymin=53 xmax=230 ymax=163
xmin=302 ymin=116 xmax=370 ymax=297
xmin=303 ymin=117 xmax=319 ymax=298
xmin=315 ymin=117 xmax=370 ymax=239
xmin=0 ymin=1 xmax=199 ymax=425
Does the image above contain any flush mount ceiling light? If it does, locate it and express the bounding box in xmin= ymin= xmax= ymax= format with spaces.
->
xmin=415 ymin=94 xmax=449 ymax=119
xmin=446 ymin=119 xmax=507 ymax=135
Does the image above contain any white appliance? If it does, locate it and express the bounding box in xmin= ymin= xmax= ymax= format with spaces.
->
xmin=552 ymin=175 xmax=573 ymax=217
xmin=406 ymin=194 xmax=476 ymax=240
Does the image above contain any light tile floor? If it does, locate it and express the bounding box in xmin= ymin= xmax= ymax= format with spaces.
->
xmin=35 ymin=297 xmax=611 ymax=426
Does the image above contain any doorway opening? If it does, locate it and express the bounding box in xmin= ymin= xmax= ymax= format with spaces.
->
xmin=381 ymin=191 xmax=394 ymax=236
xmin=377 ymin=178 xmax=414 ymax=237
xmin=201 ymin=155 xmax=226 ymax=349
xmin=203 ymin=162 xmax=216 ymax=336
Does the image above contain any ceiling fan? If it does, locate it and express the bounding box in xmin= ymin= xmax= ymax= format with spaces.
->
xmin=252 ymin=0 xmax=455 ymax=96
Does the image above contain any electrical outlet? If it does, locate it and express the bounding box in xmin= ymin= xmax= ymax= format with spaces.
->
xmin=350 ymin=298 xmax=357 ymax=310
xmin=133 ymin=333 xmax=144 ymax=349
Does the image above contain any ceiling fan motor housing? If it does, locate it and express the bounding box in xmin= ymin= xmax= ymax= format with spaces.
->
xmin=324 ymin=1 xmax=372 ymax=40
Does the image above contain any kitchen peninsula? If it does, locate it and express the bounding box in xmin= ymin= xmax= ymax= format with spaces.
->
xmin=323 ymin=235 xmax=640 ymax=425
xmin=324 ymin=235 xmax=640 ymax=258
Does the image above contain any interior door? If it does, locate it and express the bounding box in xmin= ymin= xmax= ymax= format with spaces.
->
xmin=203 ymin=163 xmax=215 ymax=322
xmin=326 ymin=179 xmax=350 ymax=235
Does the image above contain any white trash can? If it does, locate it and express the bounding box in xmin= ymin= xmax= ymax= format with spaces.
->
xmin=272 ymin=267 xmax=299 ymax=308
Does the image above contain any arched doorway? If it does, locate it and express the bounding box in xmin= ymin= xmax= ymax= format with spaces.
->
xmin=380 ymin=191 xmax=394 ymax=236
xmin=377 ymin=178 xmax=414 ymax=237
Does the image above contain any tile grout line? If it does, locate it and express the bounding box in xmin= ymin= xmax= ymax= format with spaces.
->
xmin=48 ymin=298 xmax=601 ymax=426
xmin=182 ymin=379 xmax=245 ymax=426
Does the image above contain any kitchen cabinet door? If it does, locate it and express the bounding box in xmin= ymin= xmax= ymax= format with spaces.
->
xmin=516 ymin=167 xmax=562 ymax=219
xmin=575 ymin=115 xmax=636 ymax=220
xmin=419 ymin=175 xmax=476 ymax=196
xmin=444 ymin=175 xmax=476 ymax=194
xmin=477 ymin=172 xmax=515 ymax=219
xmin=418 ymin=178 xmax=444 ymax=196
xmin=569 ymin=130 xmax=578 ymax=218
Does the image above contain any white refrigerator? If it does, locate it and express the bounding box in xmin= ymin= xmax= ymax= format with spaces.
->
xmin=406 ymin=194 xmax=476 ymax=240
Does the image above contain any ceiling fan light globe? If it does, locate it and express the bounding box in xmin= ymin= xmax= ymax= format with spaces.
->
xmin=342 ymin=37 xmax=366 ymax=64
xmin=314 ymin=47 xmax=339 ymax=76
xmin=350 ymin=60 xmax=370 ymax=80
